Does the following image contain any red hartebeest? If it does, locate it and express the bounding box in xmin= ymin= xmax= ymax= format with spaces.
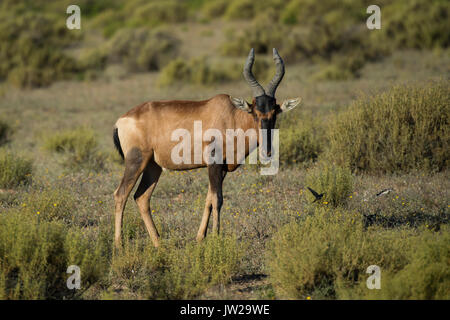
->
xmin=113 ymin=48 xmax=301 ymax=247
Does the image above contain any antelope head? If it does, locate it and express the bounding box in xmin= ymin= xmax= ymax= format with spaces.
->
xmin=230 ymin=48 xmax=302 ymax=162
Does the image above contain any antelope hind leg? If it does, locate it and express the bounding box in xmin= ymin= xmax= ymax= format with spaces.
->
xmin=114 ymin=147 xmax=149 ymax=249
xmin=134 ymin=160 xmax=162 ymax=247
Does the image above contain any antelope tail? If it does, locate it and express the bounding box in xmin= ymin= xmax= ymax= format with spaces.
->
xmin=113 ymin=127 xmax=124 ymax=159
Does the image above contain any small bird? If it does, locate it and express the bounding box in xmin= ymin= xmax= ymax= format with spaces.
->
xmin=307 ymin=187 xmax=325 ymax=203
xmin=375 ymin=188 xmax=394 ymax=197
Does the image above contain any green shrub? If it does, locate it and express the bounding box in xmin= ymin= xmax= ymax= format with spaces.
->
xmin=159 ymin=56 xmax=275 ymax=87
xmin=0 ymin=209 xmax=107 ymax=299
xmin=20 ymin=189 xmax=77 ymax=224
xmin=158 ymin=58 xmax=236 ymax=87
xmin=78 ymin=48 xmax=109 ymax=72
xmin=224 ymin=0 xmax=257 ymax=20
xmin=0 ymin=150 xmax=32 ymax=188
xmin=312 ymin=64 xmax=355 ymax=81
xmin=279 ymin=118 xmax=324 ymax=165
xmin=376 ymin=228 xmax=450 ymax=300
xmin=91 ymin=28 xmax=180 ymax=73
xmin=0 ymin=118 xmax=13 ymax=146
xmin=129 ymin=1 xmax=188 ymax=28
xmin=310 ymin=48 xmax=371 ymax=81
xmin=328 ymin=81 xmax=450 ymax=173
xmin=280 ymin=0 xmax=367 ymax=25
xmin=266 ymin=208 xmax=413 ymax=299
xmin=90 ymin=9 xmax=125 ymax=38
xmin=202 ymin=0 xmax=230 ymax=19
xmin=305 ymin=163 xmax=353 ymax=207
xmin=222 ymin=13 xmax=286 ymax=56
xmin=111 ymin=235 xmax=244 ymax=299
xmin=379 ymin=0 xmax=450 ymax=50
xmin=160 ymin=235 xmax=244 ymax=299
xmin=339 ymin=226 xmax=450 ymax=300
xmin=91 ymin=1 xmax=188 ymax=37
xmin=0 ymin=11 xmax=79 ymax=88
xmin=43 ymin=128 xmax=106 ymax=172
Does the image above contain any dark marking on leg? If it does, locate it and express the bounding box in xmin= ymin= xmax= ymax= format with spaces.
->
xmin=117 ymin=148 xmax=143 ymax=197
xmin=114 ymin=147 xmax=148 ymax=248
xmin=134 ymin=160 xmax=162 ymax=247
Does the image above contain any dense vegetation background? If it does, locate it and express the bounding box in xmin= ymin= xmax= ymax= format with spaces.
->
xmin=0 ymin=0 xmax=448 ymax=299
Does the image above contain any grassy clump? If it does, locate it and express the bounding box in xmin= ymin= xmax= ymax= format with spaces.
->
xmin=304 ymin=163 xmax=353 ymax=207
xmin=311 ymin=53 xmax=367 ymax=81
xmin=339 ymin=226 xmax=450 ymax=300
xmin=129 ymin=1 xmax=188 ymax=28
xmin=158 ymin=58 xmax=236 ymax=87
xmin=266 ymin=208 xmax=450 ymax=299
xmin=106 ymin=28 xmax=180 ymax=72
xmin=224 ymin=0 xmax=258 ymax=20
xmin=79 ymin=28 xmax=180 ymax=75
xmin=221 ymin=13 xmax=286 ymax=56
xmin=0 ymin=150 xmax=32 ymax=188
xmin=0 ymin=11 xmax=78 ymax=88
xmin=379 ymin=0 xmax=450 ymax=50
xmin=221 ymin=1 xmax=385 ymax=65
xmin=312 ymin=64 xmax=355 ymax=81
xmin=158 ymin=56 xmax=274 ymax=87
xmin=328 ymin=81 xmax=449 ymax=173
xmin=279 ymin=117 xmax=325 ymax=166
xmin=43 ymin=128 xmax=106 ymax=172
xmin=19 ymin=189 xmax=77 ymax=224
xmin=267 ymin=208 xmax=410 ymax=299
xmin=0 ymin=209 xmax=107 ymax=299
xmin=111 ymin=235 xmax=244 ymax=299
xmin=202 ymin=0 xmax=229 ymax=19
xmin=91 ymin=1 xmax=189 ymax=37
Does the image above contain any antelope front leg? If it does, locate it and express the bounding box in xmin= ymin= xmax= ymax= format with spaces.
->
xmin=196 ymin=187 xmax=212 ymax=242
xmin=211 ymin=188 xmax=223 ymax=235
xmin=197 ymin=165 xmax=225 ymax=241
xmin=209 ymin=165 xmax=225 ymax=235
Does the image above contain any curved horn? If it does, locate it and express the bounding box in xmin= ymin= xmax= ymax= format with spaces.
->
xmin=266 ymin=48 xmax=285 ymax=97
xmin=243 ymin=48 xmax=265 ymax=97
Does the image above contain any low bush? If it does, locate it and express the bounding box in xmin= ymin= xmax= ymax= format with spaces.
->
xmin=79 ymin=28 xmax=180 ymax=74
xmin=279 ymin=117 xmax=325 ymax=166
xmin=159 ymin=56 xmax=274 ymax=87
xmin=202 ymin=0 xmax=230 ymax=19
xmin=0 ymin=150 xmax=32 ymax=188
xmin=222 ymin=13 xmax=286 ymax=56
xmin=328 ymin=81 xmax=449 ymax=173
xmin=267 ymin=208 xmax=415 ymax=299
xmin=224 ymin=0 xmax=257 ymax=20
xmin=379 ymin=0 xmax=450 ymax=50
xmin=91 ymin=1 xmax=189 ymax=37
xmin=111 ymin=235 xmax=244 ymax=299
xmin=43 ymin=128 xmax=106 ymax=172
xmin=337 ymin=225 xmax=450 ymax=300
xmin=129 ymin=1 xmax=188 ymax=28
xmin=0 ymin=209 xmax=107 ymax=299
xmin=312 ymin=64 xmax=356 ymax=81
xmin=19 ymin=189 xmax=77 ymax=224
xmin=305 ymin=163 xmax=353 ymax=207
xmin=158 ymin=58 xmax=235 ymax=87
xmin=0 ymin=11 xmax=79 ymax=88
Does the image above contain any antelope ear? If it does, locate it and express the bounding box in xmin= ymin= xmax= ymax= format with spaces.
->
xmin=230 ymin=96 xmax=252 ymax=113
xmin=280 ymin=97 xmax=302 ymax=112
